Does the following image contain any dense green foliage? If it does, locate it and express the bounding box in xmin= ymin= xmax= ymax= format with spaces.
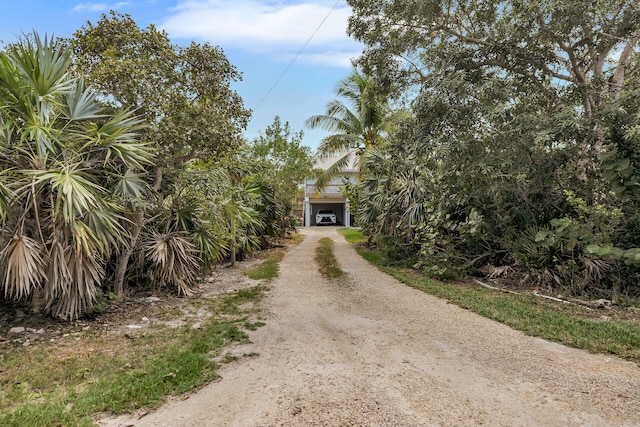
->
xmin=0 ymin=34 xmax=153 ymax=319
xmin=0 ymin=14 xmax=312 ymax=318
xmin=342 ymin=0 xmax=640 ymax=301
xmin=70 ymin=11 xmax=252 ymax=297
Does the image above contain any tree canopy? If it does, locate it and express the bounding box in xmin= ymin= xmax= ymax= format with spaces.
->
xmin=71 ymin=11 xmax=250 ymax=170
xmin=348 ymin=1 xmax=638 ymax=105
xmin=343 ymin=0 xmax=640 ymax=300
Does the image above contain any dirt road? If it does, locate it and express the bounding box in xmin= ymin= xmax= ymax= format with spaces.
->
xmin=105 ymin=227 xmax=640 ymax=426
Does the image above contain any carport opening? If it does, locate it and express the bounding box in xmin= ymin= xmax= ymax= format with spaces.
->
xmin=311 ymin=203 xmax=345 ymax=226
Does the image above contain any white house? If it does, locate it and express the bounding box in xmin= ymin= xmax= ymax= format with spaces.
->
xmin=303 ymin=152 xmax=358 ymax=227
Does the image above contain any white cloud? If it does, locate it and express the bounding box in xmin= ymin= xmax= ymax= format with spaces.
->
xmin=296 ymin=50 xmax=359 ymax=68
xmin=160 ymin=0 xmax=361 ymax=66
xmin=72 ymin=2 xmax=130 ymax=12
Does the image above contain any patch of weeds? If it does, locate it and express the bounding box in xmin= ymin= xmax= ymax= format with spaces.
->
xmin=243 ymin=320 xmax=266 ymax=331
xmin=316 ymin=238 xmax=347 ymax=281
xmin=221 ymin=285 xmax=267 ymax=315
xmin=244 ymin=249 xmax=285 ymax=281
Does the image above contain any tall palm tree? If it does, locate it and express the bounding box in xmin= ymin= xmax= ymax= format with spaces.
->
xmin=0 ymin=34 xmax=152 ymax=319
xmin=304 ymin=66 xmax=390 ymax=189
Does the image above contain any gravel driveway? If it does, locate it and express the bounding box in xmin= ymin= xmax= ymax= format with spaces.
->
xmin=105 ymin=227 xmax=640 ymax=426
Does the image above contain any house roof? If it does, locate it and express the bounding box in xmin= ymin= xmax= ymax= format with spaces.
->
xmin=314 ymin=150 xmax=359 ymax=173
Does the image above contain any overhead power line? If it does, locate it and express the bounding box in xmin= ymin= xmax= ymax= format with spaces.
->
xmin=253 ymin=0 xmax=342 ymax=112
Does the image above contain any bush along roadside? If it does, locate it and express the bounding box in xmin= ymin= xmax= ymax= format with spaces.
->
xmin=339 ymin=228 xmax=640 ymax=362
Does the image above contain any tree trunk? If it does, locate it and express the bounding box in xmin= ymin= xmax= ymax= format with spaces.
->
xmin=114 ymin=209 xmax=144 ymax=301
xmin=31 ymin=287 xmax=46 ymax=314
xmin=113 ymin=166 xmax=164 ymax=300
xmin=609 ymin=39 xmax=636 ymax=100
xmin=230 ymin=215 xmax=236 ymax=267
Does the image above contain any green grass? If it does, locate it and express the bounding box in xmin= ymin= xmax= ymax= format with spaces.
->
xmin=315 ymin=237 xmax=347 ymax=280
xmin=341 ymin=227 xmax=366 ymax=244
xmin=243 ymin=249 xmax=285 ymax=280
xmin=0 ymin=286 xmax=268 ymax=426
xmin=339 ymin=228 xmax=640 ymax=361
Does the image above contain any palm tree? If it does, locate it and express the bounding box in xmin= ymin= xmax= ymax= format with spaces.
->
xmin=304 ymin=66 xmax=390 ymax=189
xmin=0 ymin=34 xmax=152 ymax=319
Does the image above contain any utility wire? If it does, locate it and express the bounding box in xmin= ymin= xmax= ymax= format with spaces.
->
xmin=253 ymin=0 xmax=342 ymax=112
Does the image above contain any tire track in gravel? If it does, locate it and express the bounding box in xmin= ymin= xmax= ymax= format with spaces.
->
xmin=101 ymin=227 xmax=640 ymax=427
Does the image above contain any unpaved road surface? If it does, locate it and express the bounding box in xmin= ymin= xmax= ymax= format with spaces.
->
xmin=104 ymin=227 xmax=640 ymax=426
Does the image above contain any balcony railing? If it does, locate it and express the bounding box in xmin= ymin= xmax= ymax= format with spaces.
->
xmin=305 ymin=183 xmax=344 ymax=198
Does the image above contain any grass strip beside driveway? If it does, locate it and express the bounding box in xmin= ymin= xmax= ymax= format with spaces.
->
xmin=339 ymin=228 xmax=640 ymax=362
xmin=1 ymin=282 xmax=273 ymax=426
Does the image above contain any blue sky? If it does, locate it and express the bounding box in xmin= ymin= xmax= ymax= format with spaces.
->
xmin=0 ymin=0 xmax=363 ymax=151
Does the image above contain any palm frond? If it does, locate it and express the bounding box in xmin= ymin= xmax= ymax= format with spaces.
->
xmin=90 ymin=110 xmax=151 ymax=169
xmin=335 ymin=66 xmax=370 ymax=102
xmin=313 ymin=151 xmax=357 ymax=191
xmin=44 ymin=240 xmax=71 ymax=301
xmin=144 ymin=231 xmax=200 ymax=296
xmin=8 ymin=33 xmax=75 ymax=97
xmin=304 ymin=112 xmax=349 ymax=133
xmin=64 ymin=78 xmax=105 ymax=121
xmin=326 ymin=100 xmax=362 ymax=132
xmin=29 ymin=163 xmax=104 ymax=223
xmin=112 ymin=168 xmax=148 ymax=201
xmin=0 ymin=53 xmax=21 ymax=99
xmin=317 ymin=133 xmax=361 ymax=157
xmin=173 ymin=202 xmax=197 ymax=232
xmin=20 ymin=110 xmax=59 ymax=155
xmin=81 ymin=204 xmax=129 ymax=255
xmin=47 ymin=249 xmax=103 ymax=320
xmin=0 ymin=234 xmax=46 ymax=300
xmin=69 ymin=219 xmax=101 ymax=256
xmin=192 ymin=223 xmax=229 ymax=268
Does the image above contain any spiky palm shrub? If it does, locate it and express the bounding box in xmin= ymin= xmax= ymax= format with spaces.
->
xmin=136 ymin=189 xmax=216 ymax=295
xmin=143 ymin=231 xmax=199 ymax=296
xmin=134 ymin=164 xmax=262 ymax=294
xmin=0 ymin=34 xmax=152 ymax=319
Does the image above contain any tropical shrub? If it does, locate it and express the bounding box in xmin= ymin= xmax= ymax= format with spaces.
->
xmin=0 ymin=34 xmax=152 ymax=319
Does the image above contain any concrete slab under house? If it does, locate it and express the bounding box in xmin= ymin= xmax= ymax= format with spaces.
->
xmin=303 ymin=151 xmax=358 ymax=227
